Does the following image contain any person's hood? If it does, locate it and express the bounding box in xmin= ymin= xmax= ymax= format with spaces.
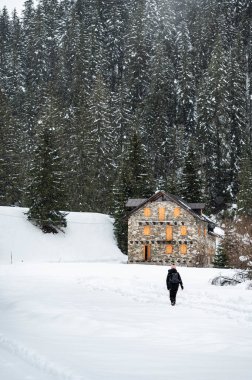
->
xmin=168 ymin=268 xmax=177 ymax=273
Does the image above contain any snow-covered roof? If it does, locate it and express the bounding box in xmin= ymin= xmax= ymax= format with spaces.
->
xmin=125 ymin=198 xmax=147 ymax=208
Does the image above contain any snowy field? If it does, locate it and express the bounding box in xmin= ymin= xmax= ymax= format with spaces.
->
xmin=1 ymin=207 xmax=252 ymax=380
xmin=1 ymin=263 xmax=252 ymax=380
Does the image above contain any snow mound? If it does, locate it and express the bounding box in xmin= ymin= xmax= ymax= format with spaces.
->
xmin=0 ymin=207 xmax=124 ymax=263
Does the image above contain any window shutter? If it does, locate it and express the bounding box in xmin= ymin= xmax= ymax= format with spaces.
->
xmin=166 ymin=245 xmax=173 ymax=254
xmin=166 ymin=225 xmax=173 ymax=240
xmin=144 ymin=225 xmax=151 ymax=235
xmin=180 ymin=244 xmax=187 ymax=254
xmin=180 ymin=226 xmax=187 ymax=236
xmin=158 ymin=207 xmax=165 ymax=221
xmin=144 ymin=208 xmax=151 ymax=217
xmin=174 ymin=207 xmax=180 ymax=217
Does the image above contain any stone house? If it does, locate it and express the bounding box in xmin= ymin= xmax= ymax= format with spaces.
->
xmin=126 ymin=191 xmax=218 ymax=267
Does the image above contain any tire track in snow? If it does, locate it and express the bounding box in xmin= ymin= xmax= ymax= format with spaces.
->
xmin=0 ymin=333 xmax=85 ymax=380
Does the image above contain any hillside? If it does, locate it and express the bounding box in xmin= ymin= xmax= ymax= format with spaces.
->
xmin=0 ymin=206 xmax=124 ymax=264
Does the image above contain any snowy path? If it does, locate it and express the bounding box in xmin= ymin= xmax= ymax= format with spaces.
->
xmin=0 ymin=263 xmax=252 ymax=380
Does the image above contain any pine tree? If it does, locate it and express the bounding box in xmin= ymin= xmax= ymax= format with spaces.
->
xmin=226 ymin=33 xmax=248 ymax=199
xmin=237 ymin=145 xmax=252 ymax=216
xmin=113 ymin=130 xmax=154 ymax=253
xmin=175 ymin=20 xmax=196 ymax=136
xmin=142 ymin=34 xmax=177 ymax=182
xmin=124 ymin=0 xmax=151 ymax=113
xmin=213 ymin=240 xmax=228 ymax=268
xmin=87 ymin=71 xmax=115 ymax=213
xmin=26 ymin=96 xmax=67 ymax=233
xmin=180 ymin=140 xmax=204 ymax=203
xmin=0 ymin=88 xmax=21 ymax=205
xmin=197 ymin=35 xmax=231 ymax=211
xmin=0 ymin=7 xmax=11 ymax=92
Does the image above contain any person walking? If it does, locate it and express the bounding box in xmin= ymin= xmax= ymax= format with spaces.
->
xmin=166 ymin=264 xmax=183 ymax=305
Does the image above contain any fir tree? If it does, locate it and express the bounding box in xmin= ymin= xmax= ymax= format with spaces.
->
xmin=113 ymin=130 xmax=154 ymax=254
xmin=237 ymin=145 xmax=252 ymax=216
xmin=197 ymin=35 xmax=231 ymax=211
xmin=175 ymin=20 xmax=196 ymax=136
xmin=180 ymin=140 xmax=204 ymax=203
xmin=213 ymin=240 xmax=228 ymax=268
xmin=0 ymin=88 xmax=21 ymax=205
xmin=142 ymin=35 xmax=177 ymax=182
xmin=26 ymin=98 xmax=67 ymax=233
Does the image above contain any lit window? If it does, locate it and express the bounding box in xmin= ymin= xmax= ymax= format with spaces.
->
xmin=144 ymin=208 xmax=151 ymax=217
xmin=165 ymin=245 xmax=173 ymax=254
xmin=174 ymin=207 xmax=180 ymax=217
xmin=180 ymin=225 xmax=187 ymax=236
xmin=158 ymin=207 xmax=165 ymax=221
xmin=144 ymin=225 xmax=151 ymax=235
xmin=166 ymin=225 xmax=173 ymax=240
xmin=180 ymin=244 xmax=187 ymax=254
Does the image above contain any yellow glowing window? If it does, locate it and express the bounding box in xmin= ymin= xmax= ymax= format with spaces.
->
xmin=166 ymin=245 xmax=173 ymax=254
xmin=158 ymin=207 xmax=165 ymax=221
xmin=144 ymin=208 xmax=151 ymax=217
xmin=166 ymin=225 xmax=173 ymax=240
xmin=204 ymin=228 xmax=207 ymax=236
xmin=180 ymin=244 xmax=187 ymax=254
xmin=174 ymin=207 xmax=180 ymax=217
xmin=180 ymin=226 xmax=187 ymax=236
xmin=144 ymin=225 xmax=151 ymax=235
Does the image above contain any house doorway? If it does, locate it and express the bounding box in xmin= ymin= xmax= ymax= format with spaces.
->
xmin=143 ymin=245 xmax=151 ymax=261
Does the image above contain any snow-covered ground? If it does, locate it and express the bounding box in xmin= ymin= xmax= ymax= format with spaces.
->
xmin=0 ymin=206 xmax=124 ymax=263
xmin=0 ymin=207 xmax=252 ymax=380
xmin=1 ymin=263 xmax=252 ymax=380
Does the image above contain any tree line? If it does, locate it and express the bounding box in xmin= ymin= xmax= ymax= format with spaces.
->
xmin=0 ymin=0 xmax=251 ymax=237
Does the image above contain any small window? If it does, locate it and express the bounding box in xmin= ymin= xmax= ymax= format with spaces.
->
xmin=165 ymin=245 xmax=173 ymax=254
xmin=144 ymin=225 xmax=151 ymax=235
xmin=158 ymin=207 xmax=165 ymax=221
xmin=166 ymin=225 xmax=173 ymax=240
xmin=174 ymin=207 xmax=180 ymax=217
xmin=180 ymin=226 xmax=187 ymax=236
xmin=204 ymin=228 xmax=207 ymax=236
xmin=180 ymin=244 xmax=187 ymax=254
xmin=144 ymin=208 xmax=151 ymax=217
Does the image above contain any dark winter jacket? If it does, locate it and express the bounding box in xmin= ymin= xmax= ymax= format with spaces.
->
xmin=166 ymin=268 xmax=183 ymax=290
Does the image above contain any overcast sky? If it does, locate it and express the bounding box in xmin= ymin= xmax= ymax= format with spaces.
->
xmin=0 ymin=0 xmax=24 ymax=14
xmin=0 ymin=0 xmax=38 ymax=14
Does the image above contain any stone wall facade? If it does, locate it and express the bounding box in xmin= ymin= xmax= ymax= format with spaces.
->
xmin=127 ymin=199 xmax=216 ymax=267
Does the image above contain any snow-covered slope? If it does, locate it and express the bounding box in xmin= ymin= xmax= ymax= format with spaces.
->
xmin=0 ymin=206 xmax=124 ymax=263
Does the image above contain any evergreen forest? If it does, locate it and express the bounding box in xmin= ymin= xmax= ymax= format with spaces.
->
xmin=0 ymin=0 xmax=251 ymax=222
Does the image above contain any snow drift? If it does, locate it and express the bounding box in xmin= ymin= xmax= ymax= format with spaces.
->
xmin=0 ymin=206 xmax=124 ymax=263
